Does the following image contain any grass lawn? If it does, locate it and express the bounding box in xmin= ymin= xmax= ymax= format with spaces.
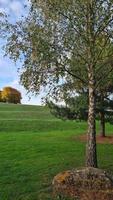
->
xmin=0 ymin=103 xmax=113 ymax=200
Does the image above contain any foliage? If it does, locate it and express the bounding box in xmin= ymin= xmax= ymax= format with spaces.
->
xmin=1 ymin=87 xmax=22 ymax=104
xmin=48 ymin=92 xmax=113 ymax=121
xmin=47 ymin=94 xmax=88 ymax=121
xmin=3 ymin=1 xmax=113 ymax=96
xmin=0 ymin=91 xmax=3 ymax=102
xmin=48 ymin=89 xmax=113 ymax=138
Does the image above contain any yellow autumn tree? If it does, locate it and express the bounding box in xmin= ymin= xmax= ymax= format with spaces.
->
xmin=2 ymin=87 xmax=22 ymax=104
xmin=0 ymin=90 xmax=3 ymax=102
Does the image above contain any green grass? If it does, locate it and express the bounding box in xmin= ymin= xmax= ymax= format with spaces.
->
xmin=0 ymin=103 xmax=113 ymax=200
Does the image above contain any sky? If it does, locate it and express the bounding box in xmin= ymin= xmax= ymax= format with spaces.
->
xmin=0 ymin=0 xmax=43 ymax=105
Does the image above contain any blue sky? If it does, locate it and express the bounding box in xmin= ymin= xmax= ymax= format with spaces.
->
xmin=0 ymin=0 xmax=43 ymax=105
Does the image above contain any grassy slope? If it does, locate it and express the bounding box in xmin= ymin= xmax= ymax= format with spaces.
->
xmin=0 ymin=103 xmax=113 ymax=200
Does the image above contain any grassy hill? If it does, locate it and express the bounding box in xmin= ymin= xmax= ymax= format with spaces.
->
xmin=0 ymin=103 xmax=55 ymax=120
xmin=0 ymin=103 xmax=113 ymax=200
xmin=0 ymin=103 xmax=87 ymax=133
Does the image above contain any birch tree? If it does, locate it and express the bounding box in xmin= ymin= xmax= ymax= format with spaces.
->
xmin=4 ymin=0 xmax=113 ymax=167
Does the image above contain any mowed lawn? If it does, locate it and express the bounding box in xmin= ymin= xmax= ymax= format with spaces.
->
xmin=0 ymin=104 xmax=113 ymax=200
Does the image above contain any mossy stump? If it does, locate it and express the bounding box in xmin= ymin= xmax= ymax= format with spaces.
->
xmin=52 ymin=167 xmax=113 ymax=200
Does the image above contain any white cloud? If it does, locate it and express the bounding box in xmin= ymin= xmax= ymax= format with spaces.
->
xmin=0 ymin=0 xmax=29 ymax=19
xmin=0 ymin=0 xmax=9 ymax=5
xmin=0 ymin=7 xmax=6 ymax=14
xmin=10 ymin=1 xmax=23 ymax=17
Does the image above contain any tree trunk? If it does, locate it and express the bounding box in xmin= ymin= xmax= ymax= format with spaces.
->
xmin=100 ymin=111 xmax=105 ymax=137
xmin=86 ymin=75 xmax=97 ymax=168
xmin=86 ymin=1 xmax=97 ymax=168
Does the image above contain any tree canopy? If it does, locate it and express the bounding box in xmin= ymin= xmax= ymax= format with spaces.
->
xmin=0 ymin=91 xmax=2 ymax=102
xmin=1 ymin=87 xmax=22 ymax=104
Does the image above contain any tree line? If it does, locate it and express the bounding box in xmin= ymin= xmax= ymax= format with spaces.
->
xmin=0 ymin=87 xmax=22 ymax=104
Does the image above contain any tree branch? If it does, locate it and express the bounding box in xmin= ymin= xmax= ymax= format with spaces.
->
xmin=63 ymin=65 xmax=88 ymax=85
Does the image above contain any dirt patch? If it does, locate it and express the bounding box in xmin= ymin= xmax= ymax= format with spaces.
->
xmin=74 ymin=134 xmax=113 ymax=144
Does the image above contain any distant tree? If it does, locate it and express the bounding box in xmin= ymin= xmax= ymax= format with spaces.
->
xmin=47 ymin=79 xmax=113 ymax=137
xmin=47 ymin=93 xmax=88 ymax=121
xmin=94 ymin=77 xmax=113 ymax=136
xmin=48 ymin=89 xmax=113 ymax=138
xmin=0 ymin=90 xmax=3 ymax=102
xmin=2 ymin=87 xmax=22 ymax=104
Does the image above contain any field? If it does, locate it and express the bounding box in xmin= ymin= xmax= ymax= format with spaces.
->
xmin=0 ymin=103 xmax=113 ymax=200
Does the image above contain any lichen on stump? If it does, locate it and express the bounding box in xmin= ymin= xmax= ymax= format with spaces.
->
xmin=52 ymin=167 xmax=113 ymax=200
